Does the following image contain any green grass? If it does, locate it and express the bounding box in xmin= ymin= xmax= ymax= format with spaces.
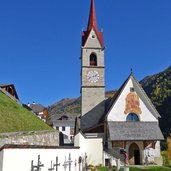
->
xmin=98 ymin=167 xmax=109 ymax=171
xmin=130 ymin=166 xmax=171 ymax=171
xmin=97 ymin=166 xmax=171 ymax=171
xmin=0 ymin=91 xmax=52 ymax=133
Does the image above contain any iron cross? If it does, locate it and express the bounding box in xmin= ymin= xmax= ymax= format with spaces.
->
xmin=63 ymin=156 xmax=68 ymax=171
xmin=31 ymin=155 xmax=44 ymax=171
xmin=68 ymin=153 xmax=73 ymax=171
xmin=53 ymin=156 xmax=60 ymax=171
xmin=48 ymin=161 xmax=54 ymax=171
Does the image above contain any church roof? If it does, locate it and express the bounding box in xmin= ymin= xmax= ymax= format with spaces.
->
xmin=87 ymin=0 xmax=98 ymax=32
xmin=29 ymin=104 xmax=46 ymax=113
xmin=82 ymin=0 xmax=104 ymax=48
xmin=108 ymin=121 xmax=164 ymax=141
xmin=81 ymin=100 xmax=105 ymax=131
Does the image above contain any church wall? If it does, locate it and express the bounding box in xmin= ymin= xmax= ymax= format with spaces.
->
xmin=84 ymin=29 xmax=102 ymax=48
xmin=82 ymin=47 xmax=104 ymax=67
xmin=84 ymin=138 xmax=103 ymax=166
xmin=126 ymin=141 xmax=144 ymax=165
xmin=125 ymin=141 xmax=162 ymax=165
xmin=81 ymin=88 xmax=105 ymax=116
xmin=74 ymin=133 xmax=104 ymax=166
xmin=74 ymin=132 xmax=85 ymax=149
xmin=107 ymin=78 xmax=158 ymax=122
xmin=1 ymin=147 xmax=82 ymax=171
xmin=82 ymin=67 xmax=104 ymax=87
xmin=153 ymin=141 xmax=163 ymax=165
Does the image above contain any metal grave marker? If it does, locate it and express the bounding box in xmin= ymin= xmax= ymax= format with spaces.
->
xmin=48 ymin=161 xmax=54 ymax=171
xmin=53 ymin=156 xmax=60 ymax=171
xmin=31 ymin=155 xmax=44 ymax=171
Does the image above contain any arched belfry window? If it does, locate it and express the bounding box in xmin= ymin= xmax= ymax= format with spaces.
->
xmin=90 ymin=53 xmax=97 ymax=66
xmin=126 ymin=113 xmax=139 ymax=122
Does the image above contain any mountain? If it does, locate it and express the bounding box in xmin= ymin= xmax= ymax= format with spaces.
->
xmin=48 ymin=66 xmax=171 ymax=135
xmin=140 ymin=66 xmax=171 ymax=136
xmin=48 ymin=90 xmax=117 ymax=117
xmin=0 ymin=91 xmax=52 ymax=133
xmin=48 ymin=98 xmax=81 ymax=116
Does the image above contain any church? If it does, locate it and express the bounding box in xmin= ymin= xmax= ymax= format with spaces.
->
xmin=74 ymin=0 xmax=164 ymax=166
xmin=0 ymin=1 xmax=165 ymax=170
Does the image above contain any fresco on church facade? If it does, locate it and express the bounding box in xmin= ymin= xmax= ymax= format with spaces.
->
xmin=124 ymin=88 xmax=142 ymax=115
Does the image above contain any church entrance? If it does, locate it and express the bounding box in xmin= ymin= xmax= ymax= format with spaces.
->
xmin=129 ymin=143 xmax=140 ymax=165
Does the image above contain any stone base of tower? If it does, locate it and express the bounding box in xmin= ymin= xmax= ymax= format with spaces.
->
xmin=81 ymin=87 xmax=105 ymax=116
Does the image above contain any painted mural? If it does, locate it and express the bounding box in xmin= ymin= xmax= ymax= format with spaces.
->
xmin=124 ymin=88 xmax=142 ymax=115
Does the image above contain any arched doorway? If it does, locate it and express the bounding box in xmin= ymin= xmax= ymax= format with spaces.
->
xmin=129 ymin=143 xmax=140 ymax=165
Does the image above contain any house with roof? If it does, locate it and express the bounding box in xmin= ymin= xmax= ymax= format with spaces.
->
xmin=0 ymin=84 xmax=19 ymax=101
xmin=51 ymin=114 xmax=77 ymax=144
xmin=74 ymin=0 xmax=164 ymax=166
xmin=28 ymin=102 xmax=48 ymax=121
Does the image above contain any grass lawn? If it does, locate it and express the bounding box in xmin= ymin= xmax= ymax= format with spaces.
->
xmin=0 ymin=91 xmax=52 ymax=133
xmin=97 ymin=166 xmax=171 ymax=171
xmin=130 ymin=166 xmax=171 ymax=171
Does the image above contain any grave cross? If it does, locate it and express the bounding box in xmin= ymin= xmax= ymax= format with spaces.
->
xmin=37 ymin=155 xmax=44 ymax=171
xmin=31 ymin=160 xmax=37 ymax=171
xmin=68 ymin=153 xmax=73 ymax=171
xmin=53 ymin=156 xmax=60 ymax=171
xmin=74 ymin=159 xmax=77 ymax=171
xmin=63 ymin=156 xmax=68 ymax=171
xmin=84 ymin=153 xmax=88 ymax=170
xmin=31 ymin=155 xmax=44 ymax=171
xmin=78 ymin=156 xmax=82 ymax=171
xmin=48 ymin=161 xmax=54 ymax=171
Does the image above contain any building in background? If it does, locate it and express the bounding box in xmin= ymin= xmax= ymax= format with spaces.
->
xmin=28 ymin=102 xmax=48 ymax=122
xmin=0 ymin=84 xmax=19 ymax=101
xmin=52 ymin=114 xmax=77 ymax=144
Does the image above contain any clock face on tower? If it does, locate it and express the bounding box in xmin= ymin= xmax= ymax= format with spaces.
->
xmin=87 ymin=70 xmax=100 ymax=83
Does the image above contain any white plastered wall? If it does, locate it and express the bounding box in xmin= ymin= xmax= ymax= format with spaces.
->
xmin=0 ymin=150 xmax=3 ymax=171
xmin=74 ymin=133 xmax=103 ymax=166
xmin=1 ymin=148 xmax=82 ymax=171
xmin=108 ymin=78 xmax=158 ymax=122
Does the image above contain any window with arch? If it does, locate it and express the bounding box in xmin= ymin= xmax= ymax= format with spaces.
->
xmin=90 ymin=53 xmax=97 ymax=66
xmin=126 ymin=113 xmax=139 ymax=122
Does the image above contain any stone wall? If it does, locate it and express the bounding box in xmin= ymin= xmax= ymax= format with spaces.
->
xmin=0 ymin=130 xmax=59 ymax=147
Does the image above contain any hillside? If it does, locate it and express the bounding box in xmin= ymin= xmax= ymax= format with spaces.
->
xmin=48 ymin=98 xmax=81 ymax=116
xmin=0 ymin=91 xmax=52 ymax=133
xmin=48 ymin=90 xmax=117 ymax=117
xmin=140 ymin=66 xmax=171 ymax=136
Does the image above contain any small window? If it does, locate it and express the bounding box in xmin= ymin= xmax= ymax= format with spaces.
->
xmin=92 ymin=35 xmax=96 ymax=39
xmin=62 ymin=126 xmax=65 ymax=131
xmin=90 ymin=53 xmax=97 ymax=66
xmin=130 ymin=87 xmax=135 ymax=92
xmin=126 ymin=113 xmax=139 ymax=122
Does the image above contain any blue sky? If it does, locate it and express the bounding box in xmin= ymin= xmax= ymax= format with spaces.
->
xmin=0 ymin=0 xmax=171 ymax=106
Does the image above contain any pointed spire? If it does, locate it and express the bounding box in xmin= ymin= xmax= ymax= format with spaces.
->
xmin=87 ymin=0 xmax=98 ymax=31
xmin=82 ymin=0 xmax=104 ymax=48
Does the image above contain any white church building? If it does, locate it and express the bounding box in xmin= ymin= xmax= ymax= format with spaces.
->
xmin=74 ymin=0 xmax=164 ymax=167
xmin=0 ymin=0 xmax=164 ymax=170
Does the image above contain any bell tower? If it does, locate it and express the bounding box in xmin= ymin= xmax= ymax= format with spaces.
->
xmin=81 ymin=0 xmax=105 ymax=116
